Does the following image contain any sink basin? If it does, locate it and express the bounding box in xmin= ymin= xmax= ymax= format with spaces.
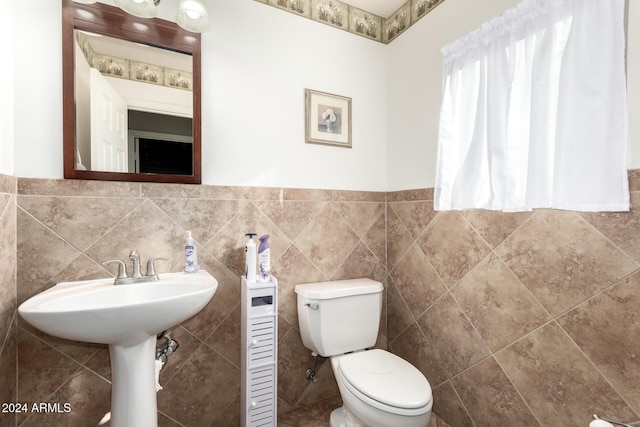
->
xmin=18 ymin=270 xmax=218 ymax=427
xmin=19 ymin=270 xmax=218 ymax=346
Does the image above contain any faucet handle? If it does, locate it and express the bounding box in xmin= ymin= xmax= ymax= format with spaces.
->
xmin=146 ymin=257 xmax=168 ymax=277
xmin=102 ymin=260 xmax=128 ymax=279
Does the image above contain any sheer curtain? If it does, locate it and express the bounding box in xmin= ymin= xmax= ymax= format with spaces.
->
xmin=435 ymin=0 xmax=629 ymax=212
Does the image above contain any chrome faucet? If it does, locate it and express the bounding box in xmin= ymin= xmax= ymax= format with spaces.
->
xmin=103 ymin=250 xmax=168 ymax=285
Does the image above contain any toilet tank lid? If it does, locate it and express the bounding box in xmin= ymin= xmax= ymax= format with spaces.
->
xmin=295 ymin=278 xmax=383 ymax=299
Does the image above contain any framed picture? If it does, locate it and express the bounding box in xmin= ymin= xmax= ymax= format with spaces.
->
xmin=305 ymin=89 xmax=352 ymax=148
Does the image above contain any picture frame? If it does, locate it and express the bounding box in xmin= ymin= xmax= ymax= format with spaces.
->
xmin=305 ymin=89 xmax=352 ymax=148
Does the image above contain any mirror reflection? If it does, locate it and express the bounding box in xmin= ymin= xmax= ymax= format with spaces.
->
xmin=74 ymin=30 xmax=193 ymax=175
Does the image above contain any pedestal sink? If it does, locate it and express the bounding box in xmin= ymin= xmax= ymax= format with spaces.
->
xmin=18 ymin=270 xmax=218 ymax=427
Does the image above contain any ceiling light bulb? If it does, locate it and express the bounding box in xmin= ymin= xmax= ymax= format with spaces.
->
xmin=186 ymin=10 xmax=201 ymax=19
xmin=115 ymin=0 xmax=158 ymax=18
xmin=176 ymin=0 xmax=210 ymax=33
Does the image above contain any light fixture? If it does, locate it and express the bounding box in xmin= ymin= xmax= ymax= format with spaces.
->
xmin=176 ymin=0 xmax=210 ymax=33
xmin=73 ymin=0 xmax=210 ymax=33
xmin=114 ymin=0 xmax=159 ymax=19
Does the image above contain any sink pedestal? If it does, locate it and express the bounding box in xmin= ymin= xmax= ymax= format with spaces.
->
xmin=109 ymin=336 xmax=158 ymax=427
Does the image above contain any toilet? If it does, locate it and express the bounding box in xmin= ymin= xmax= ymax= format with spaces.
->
xmin=295 ymin=278 xmax=432 ymax=427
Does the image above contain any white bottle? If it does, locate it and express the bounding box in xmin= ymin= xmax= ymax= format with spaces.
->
xmin=257 ymin=234 xmax=270 ymax=282
xmin=184 ymin=230 xmax=199 ymax=273
xmin=245 ymin=233 xmax=257 ymax=283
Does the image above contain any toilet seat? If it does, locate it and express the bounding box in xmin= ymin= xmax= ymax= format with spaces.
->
xmin=335 ymin=349 xmax=432 ymax=416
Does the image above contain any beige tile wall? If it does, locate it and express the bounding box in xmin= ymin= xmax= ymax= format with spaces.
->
xmin=12 ymin=178 xmax=386 ymax=426
xmin=0 ymin=174 xmax=17 ymax=427
xmin=387 ymin=171 xmax=640 ymax=427
xmin=5 ymin=171 xmax=640 ymax=426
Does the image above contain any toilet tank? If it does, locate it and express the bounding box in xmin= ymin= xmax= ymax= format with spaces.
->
xmin=295 ymin=278 xmax=383 ymax=357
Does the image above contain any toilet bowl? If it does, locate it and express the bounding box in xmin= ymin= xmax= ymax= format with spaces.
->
xmin=331 ymin=350 xmax=432 ymax=427
xmin=295 ymin=279 xmax=433 ymax=427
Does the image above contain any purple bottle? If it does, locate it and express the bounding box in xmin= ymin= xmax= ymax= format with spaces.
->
xmin=257 ymin=234 xmax=270 ymax=282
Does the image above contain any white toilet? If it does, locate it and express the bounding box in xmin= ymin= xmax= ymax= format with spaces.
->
xmin=295 ymin=278 xmax=432 ymax=427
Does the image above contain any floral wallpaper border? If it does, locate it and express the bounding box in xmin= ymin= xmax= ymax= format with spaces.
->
xmin=75 ymin=32 xmax=193 ymax=91
xmin=255 ymin=0 xmax=446 ymax=43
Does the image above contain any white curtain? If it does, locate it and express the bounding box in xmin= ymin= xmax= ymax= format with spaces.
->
xmin=435 ymin=0 xmax=629 ymax=212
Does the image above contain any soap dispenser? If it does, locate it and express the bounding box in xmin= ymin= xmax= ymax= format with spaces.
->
xmin=184 ymin=230 xmax=199 ymax=273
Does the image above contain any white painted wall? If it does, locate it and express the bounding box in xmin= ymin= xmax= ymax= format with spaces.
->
xmin=202 ymin=1 xmax=388 ymax=189
xmin=0 ymin=0 xmax=14 ymax=175
xmin=9 ymin=0 xmax=639 ymax=191
xmin=386 ymin=0 xmax=640 ymax=190
xmin=12 ymin=0 xmax=63 ymax=178
xmin=11 ymin=0 xmax=388 ymax=191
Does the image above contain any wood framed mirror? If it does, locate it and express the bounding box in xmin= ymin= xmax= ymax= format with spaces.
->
xmin=62 ymin=0 xmax=202 ymax=183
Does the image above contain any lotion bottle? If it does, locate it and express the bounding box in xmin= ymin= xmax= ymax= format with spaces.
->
xmin=257 ymin=234 xmax=270 ymax=282
xmin=245 ymin=233 xmax=257 ymax=283
xmin=184 ymin=230 xmax=199 ymax=273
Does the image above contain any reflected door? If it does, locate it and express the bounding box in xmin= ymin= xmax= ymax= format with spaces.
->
xmin=90 ymin=68 xmax=128 ymax=172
